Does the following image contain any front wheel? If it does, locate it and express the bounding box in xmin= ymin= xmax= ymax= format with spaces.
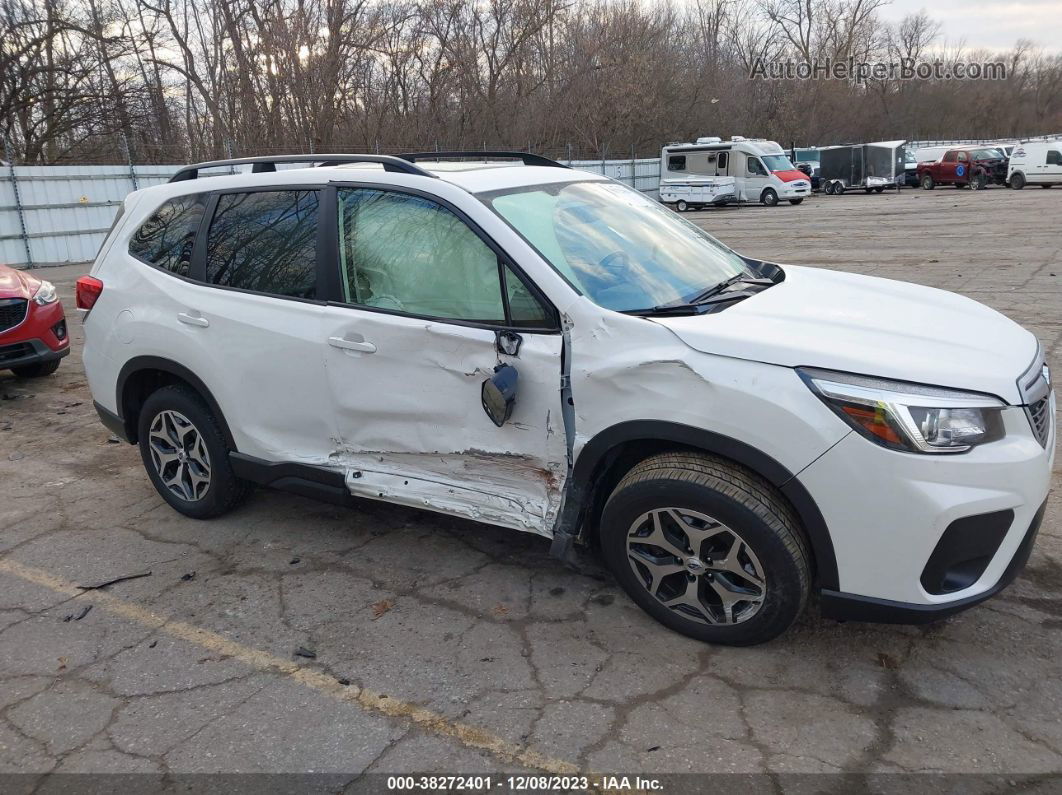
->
xmin=971 ymin=174 xmax=987 ymax=190
xmin=874 ymin=186 xmax=885 ymax=193
xmin=676 ymin=200 xmax=688 ymax=212
xmin=137 ymin=385 xmax=249 ymax=519
xmin=1010 ymin=172 xmax=1025 ymax=189
xmin=11 ymin=359 xmax=60 ymax=378
xmin=761 ymin=188 xmax=778 ymax=207
xmin=600 ymin=453 xmax=811 ymax=646
xmin=788 ymin=198 xmax=804 ymax=205
xmin=921 ymin=174 xmax=934 ymax=190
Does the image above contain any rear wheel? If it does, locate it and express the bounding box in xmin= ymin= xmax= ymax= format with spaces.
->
xmin=137 ymin=385 xmax=249 ymax=519
xmin=874 ymin=186 xmax=885 ymax=193
xmin=788 ymin=198 xmax=804 ymax=205
xmin=1010 ymin=172 xmax=1025 ymax=189
xmin=11 ymin=359 xmax=60 ymax=378
xmin=921 ymin=174 xmax=934 ymax=190
xmin=761 ymin=188 xmax=778 ymax=207
xmin=676 ymin=200 xmax=688 ymax=212
xmin=600 ymin=452 xmax=811 ymax=646
xmin=1041 ymin=184 xmax=1052 ymax=189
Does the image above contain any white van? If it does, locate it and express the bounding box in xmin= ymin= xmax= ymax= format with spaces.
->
xmin=662 ymin=137 xmax=811 ymax=206
xmin=1007 ymin=140 xmax=1062 ymax=189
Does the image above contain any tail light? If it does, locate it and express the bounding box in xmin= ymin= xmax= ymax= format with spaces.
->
xmin=76 ymin=275 xmax=104 ymax=310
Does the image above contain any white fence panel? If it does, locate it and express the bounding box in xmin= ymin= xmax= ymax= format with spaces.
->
xmin=2 ymin=159 xmax=662 ymax=268
xmin=1 ymin=164 xmax=179 ymax=267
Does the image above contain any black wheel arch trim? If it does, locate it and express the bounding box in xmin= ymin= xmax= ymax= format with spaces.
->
xmin=559 ymin=420 xmax=840 ymax=590
xmin=115 ymin=356 xmax=237 ymax=449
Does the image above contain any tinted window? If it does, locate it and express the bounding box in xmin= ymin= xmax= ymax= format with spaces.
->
xmin=205 ymin=191 xmax=319 ymax=299
xmin=668 ymin=155 xmax=687 ymax=171
xmin=717 ymin=152 xmax=728 ymax=172
xmin=943 ymin=151 xmax=957 ymax=162
xmin=129 ymin=195 xmax=206 ymax=276
xmin=1048 ymin=150 xmax=1062 ymax=165
xmin=337 ymin=189 xmax=507 ymax=323
xmin=747 ymin=157 xmax=767 ymax=176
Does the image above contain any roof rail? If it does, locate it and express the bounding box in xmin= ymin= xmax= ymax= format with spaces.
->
xmin=397 ymin=151 xmax=569 ymax=169
xmin=168 ymin=154 xmax=436 ymax=183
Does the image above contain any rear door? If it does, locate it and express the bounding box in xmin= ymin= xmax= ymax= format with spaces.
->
xmin=319 ymin=185 xmax=567 ymax=535
xmin=1045 ymin=148 xmax=1062 ymax=184
xmin=186 ymin=187 xmax=335 ymax=461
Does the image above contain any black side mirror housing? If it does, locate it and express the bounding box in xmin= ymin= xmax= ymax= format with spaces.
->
xmin=481 ymin=364 xmax=518 ymax=427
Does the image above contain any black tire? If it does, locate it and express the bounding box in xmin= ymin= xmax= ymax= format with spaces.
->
xmin=921 ymin=174 xmax=934 ymax=190
xmin=1010 ymin=172 xmax=1026 ymax=190
xmin=676 ymin=200 xmax=688 ymax=212
xmin=761 ymin=188 xmax=778 ymax=207
xmin=864 ymin=187 xmax=873 ymax=194
xmin=599 ymin=452 xmax=811 ymax=646
xmin=788 ymin=198 xmax=804 ymax=205
xmin=1041 ymin=184 xmax=1052 ymax=189
xmin=874 ymin=186 xmax=884 ymax=193
xmin=137 ymin=384 xmax=249 ymax=519
xmin=11 ymin=359 xmax=60 ymax=378
xmin=972 ymin=174 xmax=987 ymax=191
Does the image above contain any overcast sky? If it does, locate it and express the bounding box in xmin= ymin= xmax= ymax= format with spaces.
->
xmin=882 ymin=0 xmax=1062 ymax=52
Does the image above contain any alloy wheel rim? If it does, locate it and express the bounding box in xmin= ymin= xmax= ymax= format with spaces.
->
xmin=625 ymin=507 xmax=767 ymax=625
xmin=148 ymin=410 xmax=211 ymax=502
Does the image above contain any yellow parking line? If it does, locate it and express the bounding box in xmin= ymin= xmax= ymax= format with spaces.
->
xmin=0 ymin=557 xmax=580 ymax=776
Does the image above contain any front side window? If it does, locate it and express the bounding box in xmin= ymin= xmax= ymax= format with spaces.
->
xmin=129 ymin=194 xmax=206 ymax=276
xmin=1047 ymin=150 xmax=1061 ymax=165
xmin=667 ymin=155 xmax=687 ymax=171
xmin=205 ymin=190 xmax=319 ymax=299
xmin=485 ymin=180 xmax=750 ymax=313
xmin=957 ymin=152 xmax=969 ymax=162
xmin=337 ymin=188 xmax=550 ymax=327
xmin=747 ymin=157 xmax=767 ymax=176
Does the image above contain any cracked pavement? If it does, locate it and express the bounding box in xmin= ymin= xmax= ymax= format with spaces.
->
xmin=0 ymin=187 xmax=1060 ymax=782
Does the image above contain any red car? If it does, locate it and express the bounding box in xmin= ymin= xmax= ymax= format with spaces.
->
xmin=0 ymin=264 xmax=69 ymax=377
xmin=917 ymin=147 xmax=1009 ymax=190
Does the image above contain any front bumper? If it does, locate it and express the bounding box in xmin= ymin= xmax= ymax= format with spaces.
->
xmin=0 ymin=337 xmax=70 ymax=370
xmin=0 ymin=298 xmax=69 ymax=370
xmin=799 ymin=399 xmax=1054 ymax=620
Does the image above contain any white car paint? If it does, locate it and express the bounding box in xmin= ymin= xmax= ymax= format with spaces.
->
xmin=83 ymin=157 xmax=1054 ymax=622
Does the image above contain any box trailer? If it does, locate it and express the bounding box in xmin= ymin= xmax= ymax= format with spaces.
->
xmin=820 ymin=140 xmax=906 ymax=195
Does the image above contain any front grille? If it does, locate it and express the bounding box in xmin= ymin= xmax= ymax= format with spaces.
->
xmin=1026 ymin=396 xmax=1052 ymax=448
xmin=0 ymin=298 xmax=28 ymax=333
xmin=0 ymin=341 xmax=33 ymax=363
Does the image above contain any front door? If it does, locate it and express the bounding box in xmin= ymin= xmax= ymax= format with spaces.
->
xmin=320 ymin=186 xmax=568 ymax=535
xmin=742 ymin=155 xmax=769 ymax=201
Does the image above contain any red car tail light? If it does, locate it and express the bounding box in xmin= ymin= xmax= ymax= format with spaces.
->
xmin=76 ymin=275 xmax=104 ymax=310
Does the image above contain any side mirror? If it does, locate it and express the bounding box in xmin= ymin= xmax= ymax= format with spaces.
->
xmin=481 ymin=364 xmax=518 ymax=427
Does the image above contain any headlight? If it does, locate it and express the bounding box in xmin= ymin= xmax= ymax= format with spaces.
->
xmin=32 ymin=280 xmax=58 ymax=305
xmin=799 ymin=367 xmax=1006 ymax=454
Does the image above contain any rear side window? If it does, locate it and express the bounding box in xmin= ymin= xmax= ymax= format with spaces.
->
xmin=668 ymin=155 xmax=686 ymax=171
xmin=205 ymin=191 xmax=319 ymax=299
xmin=128 ymin=194 xmax=206 ymax=276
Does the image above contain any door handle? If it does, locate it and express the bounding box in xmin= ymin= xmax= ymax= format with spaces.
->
xmin=328 ymin=335 xmax=377 ymax=353
xmin=177 ymin=312 xmax=209 ymax=328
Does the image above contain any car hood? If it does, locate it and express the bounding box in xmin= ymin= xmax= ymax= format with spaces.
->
xmin=0 ymin=265 xmax=38 ymax=300
xmin=650 ymin=264 xmax=1037 ymax=404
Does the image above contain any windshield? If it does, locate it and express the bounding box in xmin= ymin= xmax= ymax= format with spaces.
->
xmin=484 ymin=180 xmax=750 ymax=312
xmin=971 ymin=148 xmax=1002 ymax=160
xmin=761 ymin=154 xmax=795 ymax=171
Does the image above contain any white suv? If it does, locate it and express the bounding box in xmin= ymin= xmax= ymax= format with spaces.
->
xmin=79 ymin=152 xmax=1055 ymax=645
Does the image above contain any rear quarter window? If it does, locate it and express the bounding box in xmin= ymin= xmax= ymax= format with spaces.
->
xmin=128 ymin=194 xmax=207 ymax=276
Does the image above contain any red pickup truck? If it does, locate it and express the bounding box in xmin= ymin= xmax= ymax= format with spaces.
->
xmin=917 ymin=147 xmax=1008 ymax=190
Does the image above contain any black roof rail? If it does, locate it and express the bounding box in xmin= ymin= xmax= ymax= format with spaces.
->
xmin=168 ymin=154 xmax=436 ymax=183
xmin=397 ymin=151 xmax=569 ymax=169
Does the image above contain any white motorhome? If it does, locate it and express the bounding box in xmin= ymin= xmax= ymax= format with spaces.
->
xmin=661 ymin=137 xmax=811 ymax=206
xmin=1007 ymin=140 xmax=1062 ymax=189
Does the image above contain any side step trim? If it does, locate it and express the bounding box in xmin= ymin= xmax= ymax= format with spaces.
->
xmin=229 ymin=453 xmax=355 ymax=507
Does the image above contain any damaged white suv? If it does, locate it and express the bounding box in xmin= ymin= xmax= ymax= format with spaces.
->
xmin=80 ymin=152 xmax=1054 ymax=645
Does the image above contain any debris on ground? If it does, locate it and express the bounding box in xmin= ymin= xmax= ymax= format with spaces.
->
xmin=77 ymin=570 xmax=152 ymax=590
xmin=371 ymin=599 xmax=393 ymax=620
xmin=491 ymin=604 xmax=509 ymax=617
xmin=289 ymin=557 xmax=301 ymax=565
xmin=148 ymin=640 xmax=158 ymax=649
xmin=337 ymin=677 xmax=351 ymax=686
xmin=294 ymin=646 xmax=317 ymax=659
xmin=106 ymin=434 xmax=121 ymax=444
xmin=877 ymin=652 xmax=899 ymax=670
xmin=647 ymin=746 xmax=661 ymax=752
xmin=180 ymin=571 xmax=196 ymax=582
xmin=66 ymin=605 xmax=93 ymax=621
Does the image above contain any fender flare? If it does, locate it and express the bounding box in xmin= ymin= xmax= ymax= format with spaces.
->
xmin=559 ymin=420 xmax=840 ymax=591
xmin=115 ymin=355 xmax=237 ymax=449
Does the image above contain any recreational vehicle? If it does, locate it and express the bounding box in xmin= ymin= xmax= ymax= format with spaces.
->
xmin=661 ymin=137 xmax=811 ymax=206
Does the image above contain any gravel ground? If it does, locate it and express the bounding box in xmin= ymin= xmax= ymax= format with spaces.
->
xmin=1 ymin=185 xmax=1060 ymax=788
